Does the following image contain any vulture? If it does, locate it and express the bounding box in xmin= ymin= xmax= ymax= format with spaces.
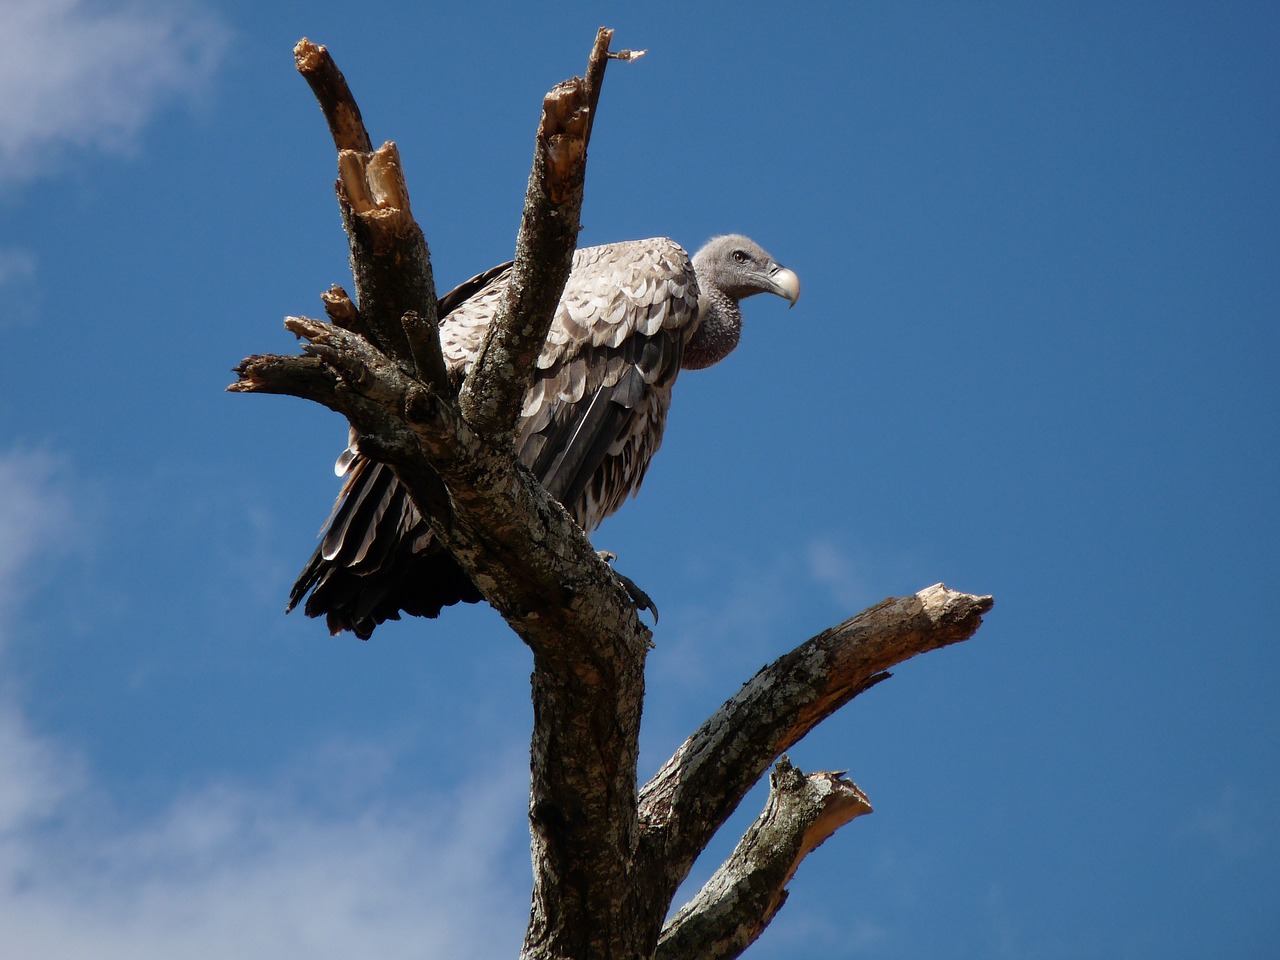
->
xmin=289 ymin=235 xmax=800 ymax=638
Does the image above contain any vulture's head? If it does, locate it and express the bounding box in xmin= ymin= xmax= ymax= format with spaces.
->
xmin=684 ymin=234 xmax=799 ymax=370
xmin=692 ymin=234 xmax=801 ymax=308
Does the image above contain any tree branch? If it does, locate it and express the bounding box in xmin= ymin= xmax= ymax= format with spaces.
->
xmin=657 ymin=757 xmax=872 ymax=960
xmin=402 ymin=310 xmax=452 ymax=393
xmin=458 ymin=27 xmax=615 ymax=440
xmin=295 ymin=38 xmax=441 ymax=365
xmin=230 ymin=327 xmax=419 ymax=461
xmin=637 ymin=584 xmax=993 ymax=904
xmin=294 ymin=38 xmax=373 ymax=152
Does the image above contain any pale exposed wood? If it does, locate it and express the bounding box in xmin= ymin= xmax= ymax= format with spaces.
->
xmin=333 ymin=141 xmax=439 ymax=360
xmin=320 ymin=284 xmax=359 ymax=328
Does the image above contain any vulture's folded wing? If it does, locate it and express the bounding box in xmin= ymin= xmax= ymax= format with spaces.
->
xmin=514 ymin=238 xmax=699 ymax=526
xmin=289 ymin=237 xmax=702 ymax=636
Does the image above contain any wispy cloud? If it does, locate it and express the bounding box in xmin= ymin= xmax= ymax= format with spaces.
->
xmin=0 ymin=449 xmax=531 ymax=958
xmin=0 ymin=248 xmax=36 ymax=286
xmin=0 ymin=700 xmax=84 ymax=835
xmin=805 ymin=537 xmax=875 ymax=610
xmin=0 ymin=761 xmax=531 ymax=959
xmin=0 ymin=449 xmax=72 ymax=618
xmin=1182 ymin=784 xmax=1269 ymax=861
xmin=0 ymin=0 xmax=227 ymax=188
xmin=0 ymin=247 xmax=37 ymax=326
xmin=750 ymin=902 xmax=891 ymax=956
xmin=650 ymin=536 xmax=882 ymax=692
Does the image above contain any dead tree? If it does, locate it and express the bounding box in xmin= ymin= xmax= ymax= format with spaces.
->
xmin=231 ymin=30 xmax=993 ymax=960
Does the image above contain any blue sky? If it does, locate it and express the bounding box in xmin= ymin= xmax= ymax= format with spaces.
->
xmin=1 ymin=1 xmax=1276 ymax=957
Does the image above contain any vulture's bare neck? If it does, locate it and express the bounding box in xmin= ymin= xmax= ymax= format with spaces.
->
xmin=683 ymin=287 xmax=741 ymax=371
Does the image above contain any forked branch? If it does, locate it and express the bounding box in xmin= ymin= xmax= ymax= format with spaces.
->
xmin=637 ymin=584 xmax=993 ymax=904
xmin=295 ymin=38 xmax=439 ymax=363
xmin=657 ymin=757 xmax=873 ymax=960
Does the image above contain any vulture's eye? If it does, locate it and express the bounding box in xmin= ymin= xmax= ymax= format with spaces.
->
xmin=732 ymin=250 xmax=748 ymax=264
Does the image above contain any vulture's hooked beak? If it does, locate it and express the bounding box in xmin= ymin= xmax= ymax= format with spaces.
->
xmin=765 ymin=264 xmax=801 ymax=307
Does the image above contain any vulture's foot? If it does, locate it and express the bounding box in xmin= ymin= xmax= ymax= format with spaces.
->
xmin=597 ymin=550 xmax=659 ymax=624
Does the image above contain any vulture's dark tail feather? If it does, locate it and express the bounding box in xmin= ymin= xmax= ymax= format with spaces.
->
xmin=286 ymin=262 xmax=517 ymax=639
xmin=293 ymin=540 xmax=483 ymax=639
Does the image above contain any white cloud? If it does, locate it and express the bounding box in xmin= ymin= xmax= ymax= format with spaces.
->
xmin=0 ymin=0 xmax=227 ymax=187
xmin=0 ymin=701 xmax=84 ymax=835
xmin=0 ymin=765 xmax=530 ymax=960
xmin=0 ymin=449 xmax=531 ymax=958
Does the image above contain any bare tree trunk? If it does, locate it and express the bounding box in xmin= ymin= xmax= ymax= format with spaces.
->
xmin=231 ymin=31 xmax=992 ymax=959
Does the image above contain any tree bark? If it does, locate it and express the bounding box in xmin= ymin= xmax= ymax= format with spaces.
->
xmin=231 ymin=33 xmax=993 ymax=960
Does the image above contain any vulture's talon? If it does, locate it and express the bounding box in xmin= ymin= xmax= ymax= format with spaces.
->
xmin=597 ymin=550 xmax=658 ymax=624
xmin=617 ymin=571 xmax=659 ymax=624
